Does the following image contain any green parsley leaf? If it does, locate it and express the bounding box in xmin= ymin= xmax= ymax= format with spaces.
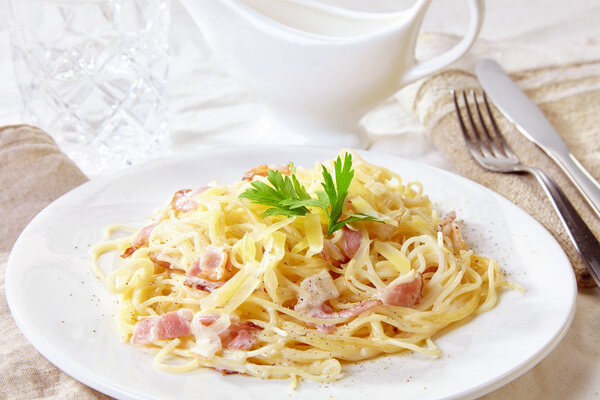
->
xmin=318 ymin=153 xmax=380 ymax=236
xmin=239 ymin=154 xmax=382 ymax=236
xmin=239 ymin=168 xmax=310 ymax=217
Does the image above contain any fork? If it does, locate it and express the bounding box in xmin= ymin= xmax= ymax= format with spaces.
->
xmin=452 ymin=89 xmax=600 ymax=287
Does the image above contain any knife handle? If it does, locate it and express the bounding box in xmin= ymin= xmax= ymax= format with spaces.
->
xmin=527 ymin=166 xmax=600 ymax=287
xmin=550 ymin=150 xmax=600 ymax=219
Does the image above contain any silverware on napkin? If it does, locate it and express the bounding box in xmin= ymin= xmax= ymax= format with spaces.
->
xmin=452 ymin=89 xmax=600 ymax=288
xmin=475 ymin=58 xmax=600 ymax=219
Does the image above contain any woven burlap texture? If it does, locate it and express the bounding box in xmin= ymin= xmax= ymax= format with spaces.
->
xmin=406 ymin=62 xmax=600 ymax=287
xmin=0 ymin=125 xmax=110 ymax=399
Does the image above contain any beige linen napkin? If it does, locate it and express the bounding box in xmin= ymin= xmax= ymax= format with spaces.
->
xmin=0 ymin=125 xmax=88 ymax=252
xmin=0 ymin=125 xmax=110 ymax=399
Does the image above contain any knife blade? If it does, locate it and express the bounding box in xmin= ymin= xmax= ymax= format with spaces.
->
xmin=475 ymin=58 xmax=600 ymax=219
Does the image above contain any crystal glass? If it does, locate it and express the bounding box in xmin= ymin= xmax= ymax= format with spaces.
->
xmin=9 ymin=0 xmax=170 ymax=175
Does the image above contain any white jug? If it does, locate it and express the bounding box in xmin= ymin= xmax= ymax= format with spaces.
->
xmin=179 ymin=0 xmax=485 ymax=147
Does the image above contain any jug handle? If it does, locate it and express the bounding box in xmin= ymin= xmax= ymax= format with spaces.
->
xmin=398 ymin=0 xmax=485 ymax=86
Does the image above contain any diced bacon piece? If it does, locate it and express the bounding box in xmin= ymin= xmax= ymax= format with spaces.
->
xmin=295 ymin=270 xmax=340 ymax=312
xmin=194 ymin=314 xmax=219 ymax=326
xmin=187 ymin=258 xmax=202 ymax=277
xmin=315 ymin=324 xmax=336 ymax=333
xmin=196 ymin=246 xmax=229 ymax=281
xmin=320 ymin=240 xmax=347 ymax=267
xmin=312 ymin=304 xmax=336 ymax=333
xmin=155 ymin=309 xmax=193 ymax=339
xmin=294 ymin=269 xmax=381 ymax=332
xmin=222 ymin=328 xmax=258 ymax=350
xmin=184 ymin=276 xmax=225 ymax=292
xmin=440 ymin=211 xmax=457 ymax=227
xmin=319 ymin=227 xmax=362 ymax=266
xmin=311 ymin=299 xmax=382 ymax=320
xmin=320 ymin=303 xmax=333 ymax=314
xmin=340 ymin=226 xmax=362 ymax=258
xmin=236 ymin=320 xmax=262 ymax=331
xmin=171 ymin=187 xmax=209 ymax=213
xmin=131 ymin=318 xmax=157 ymax=344
xmin=192 ymin=313 xmax=261 ymax=352
xmin=148 ymin=252 xmax=173 ymax=269
xmin=423 ymin=266 xmax=438 ymax=275
xmin=136 ymin=223 xmax=158 ymax=245
xmin=377 ymin=273 xmax=423 ymax=307
xmin=305 ymin=299 xmax=382 ymax=332
xmin=121 ymin=223 xmax=157 ymax=258
xmin=190 ymin=313 xmax=229 ymax=357
xmin=131 ymin=309 xmax=193 ymax=344
xmin=334 ymin=299 xmax=382 ymax=318
xmin=220 ymin=321 xmax=261 ymax=350
xmin=242 ymin=164 xmax=290 ymax=181
xmin=121 ymin=246 xmax=135 ymax=258
xmin=215 ymin=368 xmax=239 ymax=375
xmin=439 ymin=211 xmax=466 ymax=251
xmin=183 ymin=247 xmax=230 ymax=292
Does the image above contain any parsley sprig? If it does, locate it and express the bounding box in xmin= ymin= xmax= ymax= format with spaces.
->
xmin=239 ymin=153 xmax=381 ymax=236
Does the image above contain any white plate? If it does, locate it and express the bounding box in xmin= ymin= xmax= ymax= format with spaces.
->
xmin=6 ymin=146 xmax=576 ymax=400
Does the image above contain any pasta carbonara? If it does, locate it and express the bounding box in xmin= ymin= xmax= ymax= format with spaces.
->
xmin=91 ymin=151 xmax=512 ymax=387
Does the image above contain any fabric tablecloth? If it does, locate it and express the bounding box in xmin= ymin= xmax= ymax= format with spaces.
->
xmin=1 ymin=0 xmax=600 ymax=399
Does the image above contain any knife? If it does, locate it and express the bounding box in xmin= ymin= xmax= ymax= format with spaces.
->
xmin=475 ymin=58 xmax=600 ymax=219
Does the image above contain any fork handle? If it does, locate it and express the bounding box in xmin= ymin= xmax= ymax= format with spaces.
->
xmin=527 ymin=167 xmax=600 ymax=287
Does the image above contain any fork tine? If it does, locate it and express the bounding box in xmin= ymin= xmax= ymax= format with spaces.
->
xmin=453 ymin=88 xmax=522 ymax=171
xmin=452 ymin=90 xmax=468 ymax=139
xmin=471 ymin=91 xmax=504 ymax=157
xmin=461 ymin=90 xmax=494 ymax=158
xmin=481 ymin=92 xmax=517 ymax=158
xmin=452 ymin=90 xmax=482 ymax=159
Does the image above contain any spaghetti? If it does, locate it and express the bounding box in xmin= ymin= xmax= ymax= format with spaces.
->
xmin=91 ymin=151 xmax=512 ymax=387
